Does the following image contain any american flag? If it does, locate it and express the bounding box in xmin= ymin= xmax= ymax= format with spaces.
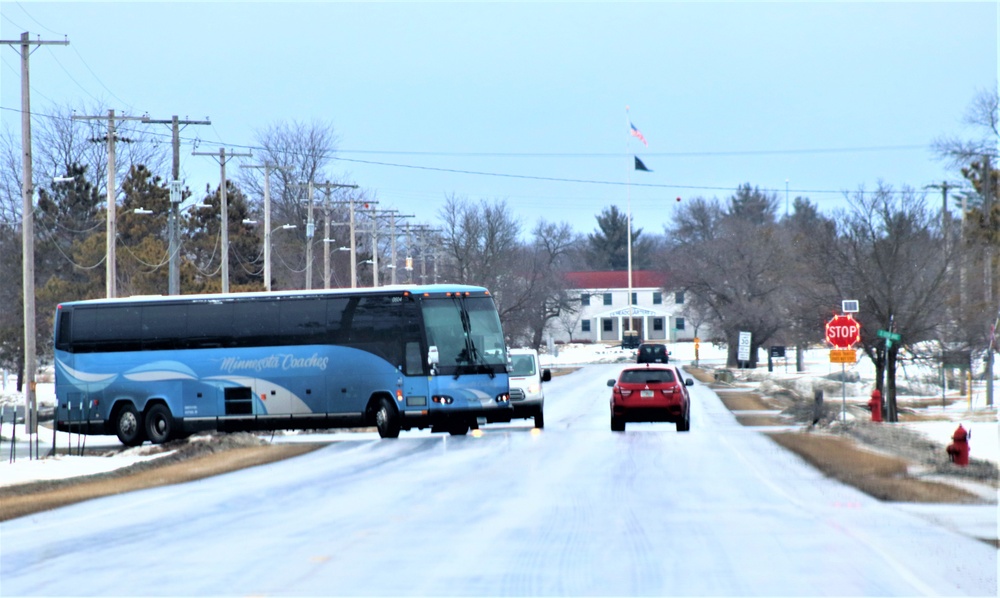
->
xmin=629 ymin=121 xmax=648 ymax=147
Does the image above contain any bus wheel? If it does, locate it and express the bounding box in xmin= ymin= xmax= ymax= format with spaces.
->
xmin=449 ymin=421 xmax=469 ymax=436
xmin=145 ymin=404 xmax=174 ymax=444
xmin=375 ymin=399 xmax=401 ymax=439
xmin=115 ymin=403 xmax=146 ymax=446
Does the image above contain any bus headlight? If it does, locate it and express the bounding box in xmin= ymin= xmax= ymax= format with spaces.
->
xmin=432 ymin=395 xmax=454 ymax=405
xmin=496 ymin=393 xmax=510 ymax=403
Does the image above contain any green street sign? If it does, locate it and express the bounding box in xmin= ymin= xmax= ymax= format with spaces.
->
xmin=877 ymin=329 xmax=901 ymax=342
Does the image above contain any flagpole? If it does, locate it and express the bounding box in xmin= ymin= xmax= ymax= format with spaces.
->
xmin=625 ymin=106 xmax=634 ymax=344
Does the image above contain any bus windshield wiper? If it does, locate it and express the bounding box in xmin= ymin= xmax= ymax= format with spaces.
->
xmin=452 ymin=296 xmax=495 ymax=379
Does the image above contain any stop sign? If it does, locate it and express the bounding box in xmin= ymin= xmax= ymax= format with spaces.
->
xmin=825 ymin=314 xmax=861 ymax=348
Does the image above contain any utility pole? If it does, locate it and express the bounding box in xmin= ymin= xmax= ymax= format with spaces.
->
xmin=193 ymin=148 xmax=252 ymax=293
xmin=72 ymin=109 xmax=146 ymax=298
xmin=358 ymin=207 xmax=412 ymax=287
xmin=411 ymin=227 xmax=440 ymax=285
xmin=405 ymin=222 xmax=414 ymax=283
xmin=241 ymin=162 xmax=289 ymax=291
xmin=925 ymin=181 xmax=954 ymax=237
xmin=142 ymin=115 xmax=211 ymax=295
xmin=354 ymin=204 xmax=382 ymax=287
xmin=2 ymin=32 xmax=68 ymax=454
xmin=310 ymin=182 xmax=359 ymax=289
xmin=385 ymin=210 xmax=414 ymax=285
xmin=984 ymin=156 xmax=994 ymax=407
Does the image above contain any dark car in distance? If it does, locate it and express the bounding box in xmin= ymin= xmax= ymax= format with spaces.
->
xmin=636 ymin=343 xmax=669 ymax=364
xmin=608 ymin=364 xmax=692 ymax=432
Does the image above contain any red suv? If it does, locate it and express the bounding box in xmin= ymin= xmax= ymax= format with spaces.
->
xmin=608 ymin=364 xmax=692 ymax=432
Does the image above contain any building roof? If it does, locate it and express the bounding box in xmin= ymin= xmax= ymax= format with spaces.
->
xmin=564 ymin=270 xmax=667 ymax=290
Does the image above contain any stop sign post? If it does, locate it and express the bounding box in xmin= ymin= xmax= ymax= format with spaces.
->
xmin=825 ymin=313 xmax=861 ymax=423
xmin=826 ymin=314 xmax=860 ymax=348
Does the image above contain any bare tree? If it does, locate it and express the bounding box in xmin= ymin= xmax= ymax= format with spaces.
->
xmin=819 ymin=184 xmax=955 ymax=421
xmin=933 ymin=87 xmax=999 ymax=406
xmin=237 ymin=120 xmax=342 ymax=224
xmin=236 ymin=120 xmax=351 ymax=289
xmin=0 ymin=124 xmax=22 ymax=224
xmin=780 ymin=196 xmax=839 ymax=371
xmin=932 ymin=87 xmax=999 ymax=167
xmin=666 ymin=185 xmax=790 ymax=367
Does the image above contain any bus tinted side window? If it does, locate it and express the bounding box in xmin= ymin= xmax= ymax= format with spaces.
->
xmin=142 ymin=303 xmax=186 ymax=351
xmin=233 ymin=299 xmax=280 ymax=346
xmin=281 ymin=298 xmax=327 ymax=345
xmin=55 ymin=308 xmax=72 ymax=351
xmin=186 ymin=301 xmax=233 ymax=348
xmin=76 ymin=306 xmax=142 ymax=352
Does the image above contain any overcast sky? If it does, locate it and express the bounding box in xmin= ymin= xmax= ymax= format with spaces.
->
xmin=2 ymin=1 xmax=997 ymax=236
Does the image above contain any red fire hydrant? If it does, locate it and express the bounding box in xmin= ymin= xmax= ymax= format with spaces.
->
xmin=946 ymin=424 xmax=970 ymax=466
xmin=867 ymin=389 xmax=882 ymax=422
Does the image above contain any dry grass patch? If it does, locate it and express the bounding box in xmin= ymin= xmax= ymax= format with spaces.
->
xmin=768 ymin=432 xmax=983 ymax=503
xmin=735 ymin=414 xmax=788 ymax=427
xmin=685 ymin=367 xmax=715 ymax=384
xmin=719 ymin=392 xmax=773 ymax=411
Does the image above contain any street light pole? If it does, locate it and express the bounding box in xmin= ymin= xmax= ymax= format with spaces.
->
xmin=241 ymin=162 xmax=286 ymax=292
xmin=310 ymin=181 xmax=358 ymax=288
xmin=388 ymin=211 xmax=414 ymax=285
xmin=194 ymin=147 xmax=251 ymax=293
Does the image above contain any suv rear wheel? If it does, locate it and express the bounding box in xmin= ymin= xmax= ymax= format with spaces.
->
xmin=610 ymin=416 xmax=625 ymax=432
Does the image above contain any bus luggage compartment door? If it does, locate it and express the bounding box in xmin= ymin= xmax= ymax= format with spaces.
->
xmin=224 ymin=386 xmax=254 ymax=415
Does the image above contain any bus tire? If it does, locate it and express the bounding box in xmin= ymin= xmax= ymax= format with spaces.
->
xmin=375 ymin=398 xmax=401 ymax=439
xmin=145 ymin=403 xmax=174 ymax=444
xmin=115 ymin=403 xmax=146 ymax=446
xmin=449 ymin=421 xmax=469 ymax=436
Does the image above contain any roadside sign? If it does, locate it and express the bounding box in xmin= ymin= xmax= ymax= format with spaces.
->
xmin=829 ymin=349 xmax=857 ymax=363
xmin=841 ymin=299 xmax=859 ymax=313
xmin=825 ymin=314 xmax=861 ymax=348
xmin=737 ymin=331 xmax=751 ymax=361
xmin=877 ymin=329 xmax=901 ymax=349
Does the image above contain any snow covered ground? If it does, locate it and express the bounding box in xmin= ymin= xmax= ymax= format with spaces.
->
xmin=1 ymin=342 xmax=996 ymax=488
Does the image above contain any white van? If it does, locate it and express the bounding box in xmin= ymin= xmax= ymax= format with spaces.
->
xmin=508 ymin=348 xmax=552 ymax=429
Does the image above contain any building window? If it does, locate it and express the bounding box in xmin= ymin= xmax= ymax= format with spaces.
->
xmin=603 ymin=293 xmax=612 ymax=306
xmin=602 ymin=319 xmax=613 ymax=332
xmin=580 ymin=293 xmax=590 ymax=306
xmin=631 ymin=292 xmax=637 ymax=305
xmin=581 ymin=320 xmax=591 ymax=332
xmin=653 ymin=292 xmax=662 ymax=305
xmin=653 ymin=318 xmax=664 ymax=331
xmin=675 ymin=317 xmax=686 ymax=331
xmin=675 ymin=291 xmax=685 ymax=304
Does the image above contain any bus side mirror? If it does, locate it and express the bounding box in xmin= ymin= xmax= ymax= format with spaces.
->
xmin=428 ymin=345 xmax=440 ymax=366
xmin=542 ymin=369 xmax=552 ymax=382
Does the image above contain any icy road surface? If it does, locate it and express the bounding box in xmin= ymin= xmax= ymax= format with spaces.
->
xmin=1 ymin=364 xmax=995 ymax=596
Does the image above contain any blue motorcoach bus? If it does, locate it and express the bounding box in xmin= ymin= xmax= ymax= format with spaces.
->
xmin=53 ymin=284 xmax=511 ymax=445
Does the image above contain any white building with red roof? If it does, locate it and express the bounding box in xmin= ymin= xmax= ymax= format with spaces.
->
xmin=546 ymin=270 xmax=699 ymax=345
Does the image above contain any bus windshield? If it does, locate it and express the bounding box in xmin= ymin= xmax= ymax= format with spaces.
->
xmin=422 ymin=296 xmax=506 ymax=376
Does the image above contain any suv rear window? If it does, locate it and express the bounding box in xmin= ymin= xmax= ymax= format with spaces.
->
xmin=637 ymin=344 xmax=667 ymax=363
xmin=620 ymin=369 xmax=676 ymax=384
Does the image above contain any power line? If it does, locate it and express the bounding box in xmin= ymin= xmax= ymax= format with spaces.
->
xmin=324 ymin=145 xmax=930 ymax=158
xmin=13 ymin=2 xmax=65 ymax=36
xmin=0 ymin=104 xmax=968 ymax=198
